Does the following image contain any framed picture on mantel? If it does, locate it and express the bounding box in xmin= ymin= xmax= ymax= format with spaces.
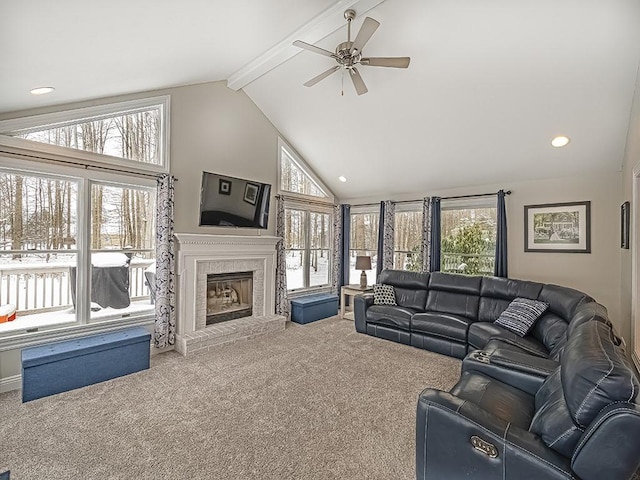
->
xmin=524 ymin=201 xmax=591 ymax=253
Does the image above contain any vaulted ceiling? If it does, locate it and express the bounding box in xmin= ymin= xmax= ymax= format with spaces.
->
xmin=2 ymin=0 xmax=640 ymax=200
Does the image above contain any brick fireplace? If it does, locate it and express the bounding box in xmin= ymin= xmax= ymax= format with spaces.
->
xmin=174 ymin=233 xmax=286 ymax=356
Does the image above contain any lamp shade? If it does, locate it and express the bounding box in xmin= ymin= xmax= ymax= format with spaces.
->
xmin=355 ymin=255 xmax=372 ymax=270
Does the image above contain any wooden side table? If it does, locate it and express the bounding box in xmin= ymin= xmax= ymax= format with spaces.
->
xmin=340 ymin=284 xmax=373 ymax=320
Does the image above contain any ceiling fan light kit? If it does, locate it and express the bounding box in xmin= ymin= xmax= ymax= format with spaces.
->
xmin=293 ymin=9 xmax=410 ymax=95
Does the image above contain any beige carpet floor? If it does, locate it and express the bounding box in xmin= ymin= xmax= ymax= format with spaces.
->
xmin=0 ymin=317 xmax=461 ymax=480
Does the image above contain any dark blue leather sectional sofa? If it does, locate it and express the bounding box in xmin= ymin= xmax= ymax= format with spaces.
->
xmin=353 ymin=269 xmax=640 ymax=480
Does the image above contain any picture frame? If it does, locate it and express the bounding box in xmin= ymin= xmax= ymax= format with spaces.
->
xmin=218 ymin=179 xmax=231 ymax=195
xmin=524 ymin=201 xmax=591 ymax=253
xmin=243 ymin=182 xmax=259 ymax=205
xmin=621 ymin=201 xmax=630 ymax=249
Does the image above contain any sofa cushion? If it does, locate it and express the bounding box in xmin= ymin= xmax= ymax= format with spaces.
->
xmin=366 ymin=305 xmax=415 ymax=331
xmin=378 ymin=270 xmax=429 ymax=310
xmin=530 ymin=321 xmax=639 ymax=458
xmin=537 ymin=284 xmax=592 ymax=321
xmin=429 ymin=272 xmax=482 ymax=295
xmin=373 ymin=284 xmax=397 ymax=305
xmin=530 ymin=368 xmax=583 ymax=458
xmin=494 ymin=298 xmax=549 ymax=337
xmin=478 ymin=277 xmax=544 ymax=322
xmin=531 ymin=312 xmax=568 ymax=352
xmin=411 ymin=312 xmax=473 ymax=343
xmin=467 ymin=322 xmax=548 ymax=357
xmin=451 ymin=370 xmax=536 ymax=429
xmin=562 ymin=321 xmax=639 ymax=428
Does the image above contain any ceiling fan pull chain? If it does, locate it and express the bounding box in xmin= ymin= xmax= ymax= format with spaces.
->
xmin=341 ymin=69 xmax=344 ymax=96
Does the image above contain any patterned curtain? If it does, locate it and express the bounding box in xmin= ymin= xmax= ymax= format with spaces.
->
xmin=331 ymin=204 xmax=342 ymax=295
xmin=340 ymin=204 xmax=351 ymax=288
xmin=275 ymin=195 xmax=289 ymax=317
xmin=494 ymin=190 xmax=508 ymax=277
xmin=377 ymin=200 xmax=395 ymax=276
xmin=153 ymin=174 xmax=176 ymax=348
xmin=429 ymin=197 xmax=441 ymax=272
xmin=421 ymin=197 xmax=432 ymax=272
xmin=382 ymin=200 xmax=395 ymax=271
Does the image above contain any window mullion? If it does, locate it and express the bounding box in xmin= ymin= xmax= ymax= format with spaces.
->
xmin=303 ymin=211 xmax=310 ymax=288
xmin=75 ymin=178 xmax=91 ymax=325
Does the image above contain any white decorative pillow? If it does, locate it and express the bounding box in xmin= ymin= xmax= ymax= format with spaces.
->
xmin=494 ymin=298 xmax=549 ymax=337
xmin=373 ymin=284 xmax=397 ymax=305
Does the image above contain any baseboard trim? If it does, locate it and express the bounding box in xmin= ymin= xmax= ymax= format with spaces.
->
xmin=0 ymin=374 xmax=21 ymax=393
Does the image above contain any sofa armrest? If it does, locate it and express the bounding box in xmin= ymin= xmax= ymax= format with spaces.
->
xmin=417 ymin=389 xmax=574 ymax=480
xmin=571 ymin=402 xmax=640 ymax=480
xmin=354 ymin=293 xmax=374 ymax=333
xmin=462 ymin=350 xmax=555 ymax=396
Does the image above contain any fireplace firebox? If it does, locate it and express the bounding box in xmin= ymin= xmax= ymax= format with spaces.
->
xmin=206 ymin=271 xmax=253 ymax=325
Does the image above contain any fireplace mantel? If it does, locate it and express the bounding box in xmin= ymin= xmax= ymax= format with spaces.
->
xmin=174 ymin=233 xmax=283 ymax=355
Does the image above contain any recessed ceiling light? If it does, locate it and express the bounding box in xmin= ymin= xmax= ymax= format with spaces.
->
xmin=30 ymin=86 xmax=55 ymax=95
xmin=551 ymin=136 xmax=570 ymax=148
xmin=338 ymin=176 xmax=347 ymax=182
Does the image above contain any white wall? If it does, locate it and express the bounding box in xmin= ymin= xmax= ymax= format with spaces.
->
xmin=620 ymin=63 xmax=640 ymax=366
xmin=344 ymin=171 xmax=624 ymax=335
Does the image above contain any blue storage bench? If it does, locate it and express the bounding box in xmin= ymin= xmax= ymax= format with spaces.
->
xmin=290 ymin=294 xmax=338 ymax=324
xmin=21 ymin=326 xmax=151 ymax=402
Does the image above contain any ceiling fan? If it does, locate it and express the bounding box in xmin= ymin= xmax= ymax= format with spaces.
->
xmin=293 ymin=9 xmax=410 ymax=95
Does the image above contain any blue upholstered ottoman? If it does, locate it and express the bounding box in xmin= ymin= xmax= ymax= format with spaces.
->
xmin=290 ymin=294 xmax=338 ymax=324
xmin=21 ymin=326 xmax=151 ymax=402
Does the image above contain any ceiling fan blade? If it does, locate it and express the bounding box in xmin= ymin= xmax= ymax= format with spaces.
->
xmin=303 ymin=66 xmax=341 ymax=87
xmin=293 ymin=40 xmax=336 ymax=58
xmin=350 ymin=17 xmax=380 ymax=54
xmin=349 ymin=67 xmax=368 ymax=95
xmin=361 ymin=57 xmax=411 ymax=68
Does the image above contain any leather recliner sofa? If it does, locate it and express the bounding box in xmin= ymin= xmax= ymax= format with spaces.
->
xmin=416 ymin=319 xmax=640 ymax=479
xmin=353 ymin=269 xmax=640 ymax=478
xmin=354 ymin=269 xmax=609 ymax=360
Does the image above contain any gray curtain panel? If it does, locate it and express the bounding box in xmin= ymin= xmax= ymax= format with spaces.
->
xmin=421 ymin=197 xmax=432 ymax=272
xmin=494 ymin=189 xmax=508 ymax=277
xmin=153 ymin=174 xmax=176 ymax=348
xmin=331 ymin=204 xmax=342 ymax=295
xmin=429 ymin=196 xmax=441 ymax=272
xmin=275 ymin=196 xmax=289 ymax=317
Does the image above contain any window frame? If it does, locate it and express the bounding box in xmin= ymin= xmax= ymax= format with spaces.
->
xmin=277 ymin=137 xmax=334 ymax=203
xmin=349 ymin=205 xmax=380 ymax=285
xmin=276 ymin=137 xmax=335 ymax=295
xmin=0 ymin=137 xmax=159 ymax=347
xmin=0 ymin=96 xmax=171 ymax=174
xmin=283 ymin=200 xmax=333 ymax=294
xmin=440 ymin=197 xmax=498 ymax=276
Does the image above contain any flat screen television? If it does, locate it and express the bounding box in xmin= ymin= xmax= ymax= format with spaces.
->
xmin=199 ymin=171 xmax=271 ymax=229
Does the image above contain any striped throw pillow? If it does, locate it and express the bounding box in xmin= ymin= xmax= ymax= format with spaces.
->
xmin=373 ymin=284 xmax=397 ymax=305
xmin=494 ymin=298 xmax=549 ymax=337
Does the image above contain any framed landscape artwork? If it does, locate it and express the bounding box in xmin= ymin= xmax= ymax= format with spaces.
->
xmin=524 ymin=201 xmax=591 ymax=253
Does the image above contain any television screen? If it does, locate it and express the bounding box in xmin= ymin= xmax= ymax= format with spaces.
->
xmin=199 ymin=171 xmax=271 ymax=229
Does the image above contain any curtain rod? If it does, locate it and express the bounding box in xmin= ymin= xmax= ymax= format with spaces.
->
xmin=0 ymin=148 xmax=177 ymax=181
xmin=350 ymin=190 xmax=511 ymax=208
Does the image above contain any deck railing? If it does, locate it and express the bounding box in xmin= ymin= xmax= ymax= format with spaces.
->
xmin=0 ymin=259 xmax=154 ymax=314
xmin=441 ymin=252 xmax=495 ymax=276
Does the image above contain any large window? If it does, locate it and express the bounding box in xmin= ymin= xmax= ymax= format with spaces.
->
xmin=349 ymin=208 xmax=379 ymax=285
xmin=278 ymin=138 xmax=334 ymax=293
xmin=0 ymin=97 xmax=166 ymax=340
xmin=284 ymin=208 xmax=331 ymax=290
xmin=0 ymin=96 xmax=169 ymax=171
xmin=393 ymin=204 xmax=423 ymax=271
xmin=440 ymin=199 xmax=497 ymax=275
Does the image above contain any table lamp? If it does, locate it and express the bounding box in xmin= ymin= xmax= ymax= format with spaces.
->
xmin=355 ymin=256 xmax=372 ymax=288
